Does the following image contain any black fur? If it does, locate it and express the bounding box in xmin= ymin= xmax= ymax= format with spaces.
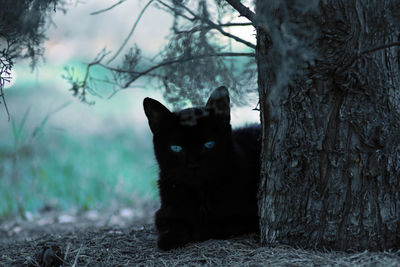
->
xmin=143 ymin=86 xmax=260 ymax=250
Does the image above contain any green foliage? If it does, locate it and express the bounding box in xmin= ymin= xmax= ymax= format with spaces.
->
xmin=0 ymin=0 xmax=65 ymax=118
xmin=0 ymin=112 xmax=158 ymax=218
xmin=0 ymin=0 xmax=64 ymax=67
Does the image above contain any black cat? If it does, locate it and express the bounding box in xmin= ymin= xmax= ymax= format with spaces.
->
xmin=143 ymin=86 xmax=260 ymax=250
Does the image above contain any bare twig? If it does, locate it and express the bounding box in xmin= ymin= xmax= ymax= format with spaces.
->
xmin=63 ymin=48 xmax=111 ymax=104
xmin=72 ymin=244 xmax=83 ymax=267
xmin=90 ymin=0 xmax=127 ymax=15
xmin=107 ymin=0 xmax=155 ymax=64
xmin=64 ymin=243 xmax=71 ymax=261
xmin=82 ymin=50 xmax=111 ymax=88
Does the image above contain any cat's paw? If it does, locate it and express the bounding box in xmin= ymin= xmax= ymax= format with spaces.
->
xmin=157 ymin=230 xmax=189 ymax=251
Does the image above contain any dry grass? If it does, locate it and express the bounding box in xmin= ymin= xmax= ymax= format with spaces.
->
xmin=1 ymin=224 xmax=400 ymax=266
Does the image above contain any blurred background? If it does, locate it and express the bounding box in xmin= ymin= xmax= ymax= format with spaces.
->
xmin=0 ymin=0 xmax=258 ymax=224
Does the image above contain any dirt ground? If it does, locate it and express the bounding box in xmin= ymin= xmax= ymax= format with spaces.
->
xmin=1 ymin=208 xmax=400 ymax=266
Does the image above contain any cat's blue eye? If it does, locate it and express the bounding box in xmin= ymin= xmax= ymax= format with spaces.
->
xmin=204 ymin=141 xmax=215 ymax=149
xmin=170 ymin=145 xmax=183 ymax=153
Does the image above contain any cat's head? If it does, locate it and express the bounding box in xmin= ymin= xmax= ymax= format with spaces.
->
xmin=143 ymin=86 xmax=232 ymax=185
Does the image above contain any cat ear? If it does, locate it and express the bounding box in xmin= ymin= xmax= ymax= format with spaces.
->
xmin=206 ymin=86 xmax=230 ymax=122
xmin=143 ymin=97 xmax=172 ymax=134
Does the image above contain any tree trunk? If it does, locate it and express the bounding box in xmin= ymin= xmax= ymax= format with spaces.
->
xmin=256 ymin=0 xmax=400 ymax=251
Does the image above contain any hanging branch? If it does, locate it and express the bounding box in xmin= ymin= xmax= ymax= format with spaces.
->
xmin=106 ymin=0 xmax=155 ymax=64
xmin=65 ymin=48 xmax=254 ymax=103
xmin=122 ymin=52 xmax=255 ymax=88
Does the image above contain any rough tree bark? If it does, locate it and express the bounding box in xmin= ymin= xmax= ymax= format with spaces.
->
xmin=256 ymin=0 xmax=400 ymax=251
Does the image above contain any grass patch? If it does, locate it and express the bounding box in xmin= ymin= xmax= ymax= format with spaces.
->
xmin=0 ymin=111 xmax=158 ymax=218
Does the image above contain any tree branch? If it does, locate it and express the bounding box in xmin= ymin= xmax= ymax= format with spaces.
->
xmin=156 ymin=0 xmax=195 ymax=21
xmin=225 ymin=0 xmax=256 ymax=25
xmin=90 ymin=0 xmax=127 ymax=15
xmin=175 ymin=22 xmax=254 ymax=35
xmin=122 ymin=52 xmax=255 ymax=88
xmin=202 ymin=18 xmax=256 ymax=49
xmin=157 ymin=0 xmax=255 ymax=49
xmin=219 ymin=22 xmax=253 ymax=27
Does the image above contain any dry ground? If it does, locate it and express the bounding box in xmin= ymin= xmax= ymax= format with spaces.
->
xmin=1 ymin=209 xmax=400 ymax=266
